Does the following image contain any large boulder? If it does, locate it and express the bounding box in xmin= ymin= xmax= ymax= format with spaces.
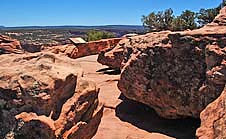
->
xmin=0 ymin=52 xmax=103 ymax=139
xmin=117 ymin=7 xmax=226 ymax=119
xmin=50 ymin=38 xmax=121 ymax=59
xmin=196 ymin=85 xmax=226 ymax=139
xmin=0 ymin=35 xmax=23 ymax=54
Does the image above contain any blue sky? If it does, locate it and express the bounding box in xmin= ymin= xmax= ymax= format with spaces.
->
xmin=0 ymin=0 xmax=222 ymax=27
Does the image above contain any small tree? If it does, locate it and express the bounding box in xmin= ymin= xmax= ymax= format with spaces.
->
xmin=141 ymin=8 xmax=174 ymax=31
xmin=141 ymin=12 xmax=158 ymax=31
xmin=180 ymin=10 xmax=197 ymax=30
xmin=171 ymin=16 xmax=185 ymax=31
xmin=197 ymin=8 xmax=219 ymax=26
xmin=163 ymin=8 xmax=174 ymax=30
xmin=197 ymin=1 xmax=225 ymax=27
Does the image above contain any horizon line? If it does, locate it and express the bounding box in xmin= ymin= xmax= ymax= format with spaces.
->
xmin=0 ymin=24 xmax=143 ymax=28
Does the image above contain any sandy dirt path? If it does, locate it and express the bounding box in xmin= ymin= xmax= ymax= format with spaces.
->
xmin=74 ymin=55 xmax=200 ymax=139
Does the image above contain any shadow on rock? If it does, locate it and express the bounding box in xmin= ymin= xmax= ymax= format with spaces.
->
xmin=116 ymin=94 xmax=200 ymax=139
xmin=96 ymin=67 xmax=121 ymax=75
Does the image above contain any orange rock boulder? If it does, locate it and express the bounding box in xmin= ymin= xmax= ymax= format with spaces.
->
xmin=97 ymin=39 xmax=126 ymax=69
xmin=0 ymin=52 xmax=103 ymax=139
xmin=117 ymin=7 xmax=226 ymax=119
xmin=49 ymin=44 xmax=79 ymax=58
xmin=0 ymin=35 xmax=23 ymax=54
xmin=196 ymin=85 xmax=226 ymax=139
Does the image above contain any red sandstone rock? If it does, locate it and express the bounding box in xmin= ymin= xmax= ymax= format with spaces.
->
xmin=196 ymin=85 xmax=226 ymax=139
xmin=15 ymin=112 xmax=56 ymax=139
xmin=0 ymin=35 xmax=23 ymax=54
xmin=208 ymin=5 xmax=226 ymax=26
xmin=49 ymin=44 xmax=79 ymax=58
xmin=75 ymin=38 xmax=122 ymax=58
xmin=21 ymin=42 xmax=43 ymax=53
xmin=117 ymin=7 xmax=226 ymax=119
xmin=49 ymin=38 xmax=121 ymax=59
xmin=0 ymin=52 xmax=103 ymax=139
xmin=97 ymin=39 xmax=125 ymax=69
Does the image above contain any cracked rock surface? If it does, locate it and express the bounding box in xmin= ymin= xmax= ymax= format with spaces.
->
xmin=116 ymin=7 xmax=226 ymax=119
xmin=0 ymin=52 xmax=103 ymax=139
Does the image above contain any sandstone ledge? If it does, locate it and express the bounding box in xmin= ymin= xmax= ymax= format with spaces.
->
xmin=49 ymin=38 xmax=122 ymax=59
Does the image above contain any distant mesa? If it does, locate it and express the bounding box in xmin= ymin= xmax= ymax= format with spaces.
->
xmin=0 ymin=25 xmax=144 ymax=31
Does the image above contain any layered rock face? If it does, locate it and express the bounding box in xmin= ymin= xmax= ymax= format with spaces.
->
xmin=0 ymin=35 xmax=24 ymax=54
xmin=196 ymin=86 xmax=226 ymax=139
xmin=0 ymin=52 xmax=103 ymax=139
xmin=50 ymin=38 xmax=121 ymax=59
xmin=117 ymin=7 xmax=226 ymax=119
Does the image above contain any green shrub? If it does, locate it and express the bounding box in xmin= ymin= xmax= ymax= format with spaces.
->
xmin=85 ymin=30 xmax=116 ymax=41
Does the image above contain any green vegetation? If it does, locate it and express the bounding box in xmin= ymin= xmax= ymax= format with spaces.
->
xmin=172 ymin=10 xmax=197 ymax=31
xmin=142 ymin=1 xmax=226 ymax=32
xmin=197 ymin=8 xmax=219 ymax=27
xmin=141 ymin=8 xmax=174 ymax=31
xmin=142 ymin=9 xmax=197 ymax=31
xmin=85 ymin=30 xmax=116 ymax=41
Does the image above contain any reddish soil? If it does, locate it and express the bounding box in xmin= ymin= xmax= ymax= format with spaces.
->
xmin=74 ymin=55 xmax=200 ymax=139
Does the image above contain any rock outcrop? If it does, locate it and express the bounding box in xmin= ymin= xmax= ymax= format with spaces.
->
xmin=50 ymin=38 xmax=121 ymax=59
xmin=97 ymin=39 xmax=125 ymax=69
xmin=195 ymin=9 xmax=226 ymax=138
xmin=117 ymin=7 xmax=226 ymax=119
xmin=21 ymin=42 xmax=43 ymax=53
xmin=0 ymin=35 xmax=24 ymax=54
xmin=49 ymin=44 xmax=79 ymax=58
xmin=97 ymin=35 xmax=142 ymax=69
xmin=0 ymin=52 xmax=103 ymax=139
xmin=196 ymin=85 xmax=226 ymax=139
